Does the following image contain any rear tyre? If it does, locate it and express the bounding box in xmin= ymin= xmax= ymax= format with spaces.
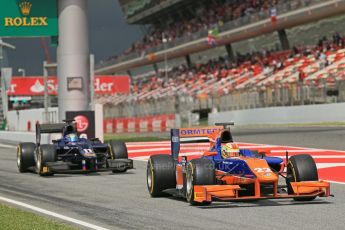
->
xmin=286 ymin=154 xmax=318 ymax=201
xmin=186 ymin=158 xmax=215 ymax=206
xmin=36 ymin=144 xmax=57 ymax=176
xmin=108 ymin=141 xmax=129 ymax=173
xmin=17 ymin=143 xmax=36 ymax=173
xmin=147 ymin=154 xmax=176 ymax=197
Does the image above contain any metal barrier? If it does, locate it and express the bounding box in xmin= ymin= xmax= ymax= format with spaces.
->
xmin=103 ymin=78 xmax=345 ymax=119
xmin=42 ymin=110 xmax=58 ymax=124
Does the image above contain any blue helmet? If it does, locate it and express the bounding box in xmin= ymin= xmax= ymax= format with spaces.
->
xmin=67 ymin=133 xmax=78 ymax=142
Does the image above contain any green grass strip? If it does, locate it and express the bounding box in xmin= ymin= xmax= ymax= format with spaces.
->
xmin=0 ymin=203 xmax=78 ymax=230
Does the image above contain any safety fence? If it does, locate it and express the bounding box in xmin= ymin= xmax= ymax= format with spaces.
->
xmin=103 ymin=80 xmax=345 ymax=125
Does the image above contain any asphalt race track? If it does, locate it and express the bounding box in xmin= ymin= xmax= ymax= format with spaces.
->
xmin=0 ymin=127 xmax=344 ymax=230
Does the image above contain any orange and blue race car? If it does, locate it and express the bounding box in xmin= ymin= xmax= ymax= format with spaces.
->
xmin=147 ymin=122 xmax=331 ymax=205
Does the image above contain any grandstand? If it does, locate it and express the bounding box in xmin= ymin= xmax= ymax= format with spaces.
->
xmin=97 ymin=0 xmax=345 ymax=127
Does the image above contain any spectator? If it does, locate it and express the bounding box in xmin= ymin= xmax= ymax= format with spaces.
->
xmin=103 ymin=0 xmax=282 ymax=65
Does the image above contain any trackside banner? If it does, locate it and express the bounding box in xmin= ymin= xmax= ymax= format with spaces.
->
xmin=8 ymin=77 xmax=58 ymax=96
xmin=179 ymin=126 xmax=223 ymax=137
xmin=0 ymin=0 xmax=58 ymax=37
xmin=104 ymin=114 xmax=176 ymax=133
xmin=7 ymin=75 xmax=130 ymax=96
xmin=66 ymin=111 xmax=95 ymax=139
xmin=94 ymin=76 xmax=130 ymax=95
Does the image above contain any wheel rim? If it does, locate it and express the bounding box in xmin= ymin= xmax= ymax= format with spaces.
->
xmin=186 ymin=168 xmax=193 ymax=196
xmin=36 ymin=152 xmax=41 ymax=173
xmin=147 ymin=166 xmax=152 ymax=189
xmin=17 ymin=147 xmax=21 ymax=168
xmin=108 ymin=144 xmax=115 ymax=159
xmin=287 ymin=162 xmax=296 ymax=182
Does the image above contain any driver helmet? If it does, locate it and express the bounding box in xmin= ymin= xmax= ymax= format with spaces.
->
xmin=67 ymin=133 xmax=78 ymax=142
xmin=221 ymin=143 xmax=240 ymax=158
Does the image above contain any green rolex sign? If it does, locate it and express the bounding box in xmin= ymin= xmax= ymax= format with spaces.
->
xmin=0 ymin=0 xmax=58 ymax=37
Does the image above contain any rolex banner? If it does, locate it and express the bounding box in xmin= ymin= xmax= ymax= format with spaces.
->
xmin=0 ymin=0 xmax=58 ymax=37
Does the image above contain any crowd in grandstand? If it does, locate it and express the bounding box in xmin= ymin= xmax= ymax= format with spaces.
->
xmin=106 ymin=0 xmax=285 ymax=63
xmin=128 ymin=32 xmax=345 ymax=97
xmin=95 ymin=30 xmax=345 ymax=108
xmin=123 ymin=0 xmax=170 ymax=18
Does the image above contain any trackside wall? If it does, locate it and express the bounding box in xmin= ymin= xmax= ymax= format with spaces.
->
xmin=0 ymin=131 xmax=60 ymax=144
xmin=209 ymin=103 xmax=345 ymax=125
xmin=6 ymin=108 xmax=59 ymax=132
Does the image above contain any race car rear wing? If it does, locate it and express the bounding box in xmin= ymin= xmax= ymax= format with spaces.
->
xmin=215 ymin=122 xmax=234 ymax=129
xmin=171 ymin=126 xmax=223 ymax=160
xmin=36 ymin=122 xmax=76 ymax=145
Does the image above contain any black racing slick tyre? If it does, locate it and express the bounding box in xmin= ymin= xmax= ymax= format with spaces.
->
xmin=108 ymin=141 xmax=129 ymax=173
xmin=36 ymin=144 xmax=57 ymax=176
xmin=287 ymin=154 xmax=318 ymax=201
xmin=147 ymin=154 xmax=176 ymax=197
xmin=186 ymin=158 xmax=215 ymax=206
xmin=17 ymin=143 xmax=36 ymax=173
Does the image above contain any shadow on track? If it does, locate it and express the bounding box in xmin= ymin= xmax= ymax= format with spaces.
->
xmin=16 ymin=170 xmax=136 ymax=178
xmin=163 ymin=195 xmax=333 ymax=208
xmin=197 ymin=199 xmax=332 ymax=209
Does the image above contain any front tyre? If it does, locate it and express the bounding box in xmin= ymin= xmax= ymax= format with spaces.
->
xmin=287 ymin=154 xmax=318 ymax=201
xmin=36 ymin=144 xmax=57 ymax=176
xmin=147 ymin=155 xmax=176 ymax=197
xmin=108 ymin=141 xmax=129 ymax=173
xmin=17 ymin=143 xmax=36 ymax=173
xmin=186 ymin=158 xmax=215 ymax=206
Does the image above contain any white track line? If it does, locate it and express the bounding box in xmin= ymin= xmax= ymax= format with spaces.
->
xmin=325 ymin=180 xmax=345 ymax=185
xmin=272 ymin=155 xmax=345 ymax=159
xmin=128 ymin=147 xmax=171 ymax=153
xmin=315 ymin=163 xmax=345 ymax=168
xmin=132 ymin=157 xmax=345 ymax=166
xmin=129 ymin=148 xmax=209 ymax=153
xmin=126 ymin=141 xmax=170 ymax=145
xmin=127 ymin=143 xmax=209 ymax=148
xmin=132 ymin=156 xmax=150 ymax=161
xmin=241 ymin=142 xmax=345 ymax=153
xmin=127 ymin=142 xmax=345 ymax=154
xmin=270 ymin=149 xmax=338 ymax=153
xmin=0 ymin=196 xmax=110 ymax=230
xmin=0 ymin=144 xmax=16 ymax=148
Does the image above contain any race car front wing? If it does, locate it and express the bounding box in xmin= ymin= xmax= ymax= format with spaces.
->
xmin=192 ymin=181 xmax=331 ymax=203
xmin=44 ymin=159 xmax=133 ymax=174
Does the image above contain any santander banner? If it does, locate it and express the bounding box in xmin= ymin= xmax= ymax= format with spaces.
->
xmin=94 ymin=76 xmax=130 ymax=94
xmin=8 ymin=77 xmax=58 ymax=96
xmin=7 ymin=75 xmax=130 ymax=96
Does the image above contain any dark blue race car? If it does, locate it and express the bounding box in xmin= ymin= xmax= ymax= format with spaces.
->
xmin=17 ymin=120 xmax=133 ymax=176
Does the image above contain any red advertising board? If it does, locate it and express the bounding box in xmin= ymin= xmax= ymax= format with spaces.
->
xmin=94 ymin=76 xmax=130 ymax=95
xmin=7 ymin=75 xmax=130 ymax=96
xmin=104 ymin=114 xmax=176 ymax=134
xmin=8 ymin=77 xmax=58 ymax=96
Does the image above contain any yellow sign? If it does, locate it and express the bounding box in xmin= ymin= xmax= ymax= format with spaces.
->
xmin=0 ymin=0 xmax=58 ymax=37
xmin=4 ymin=0 xmax=48 ymax=27
xmin=5 ymin=17 xmax=48 ymax=27
xmin=19 ymin=0 xmax=32 ymax=16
